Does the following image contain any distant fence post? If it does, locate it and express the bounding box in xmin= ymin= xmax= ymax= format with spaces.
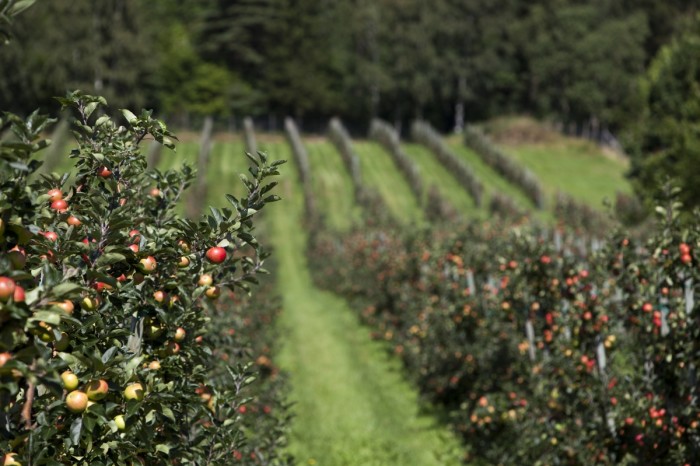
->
xmin=186 ymin=115 xmax=214 ymax=219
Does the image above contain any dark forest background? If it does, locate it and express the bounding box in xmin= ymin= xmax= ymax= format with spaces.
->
xmin=1 ymin=0 xmax=699 ymax=207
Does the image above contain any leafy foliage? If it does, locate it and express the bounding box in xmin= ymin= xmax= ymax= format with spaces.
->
xmin=0 ymin=92 xmax=289 ymax=465
xmin=308 ymin=187 xmax=700 ymax=464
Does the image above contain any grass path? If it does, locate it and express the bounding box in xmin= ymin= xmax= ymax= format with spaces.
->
xmin=267 ymin=149 xmax=464 ymax=465
xmin=403 ymin=142 xmax=479 ymax=217
xmin=306 ymin=140 xmax=363 ymax=231
xmin=354 ymin=141 xmax=424 ymax=225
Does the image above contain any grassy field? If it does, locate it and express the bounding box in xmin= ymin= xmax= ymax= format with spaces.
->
xmin=504 ymin=139 xmax=631 ymax=209
xmin=266 ymin=147 xmax=464 ymax=465
xmin=305 ymin=139 xmax=363 ymax=231
xmin=354 ymin=141 xmax=424 ymax=225
xmin=403 ymin=142 xmax=480 ymax=218
xmin=445 ymin=136 xmax=537 ymax=214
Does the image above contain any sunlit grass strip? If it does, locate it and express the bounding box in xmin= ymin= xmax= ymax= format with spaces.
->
xmin=270 ymin=154 xmax=465 ymax=465
xmin=464 ymin=125 xmax=545 ymax=209
xmin=355 ymin=141 xmax=424 ymax=225
xmin=411 ymin=120 xmax=483 ymax=207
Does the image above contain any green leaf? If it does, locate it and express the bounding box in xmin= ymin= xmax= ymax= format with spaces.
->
xmin=70 ymin=417 xmax=83 ymax=446
xmin=51 ymin=282 xmax=81 ymax=297
xmin=121 ymin=109 xmax=137 ymax=123
xmin=29 ymin=310 xmax=61 ymax=325
xmin=155 ymin=444 xmax=170 ymax=455
xmin=101 ymin=346 xmax=118 ymax=364
xmin=96 ymin=253 xmax=126 ymax=267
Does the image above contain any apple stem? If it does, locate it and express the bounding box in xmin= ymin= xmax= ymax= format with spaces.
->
xmin=21 ymin=361 xmax=36 ymax=429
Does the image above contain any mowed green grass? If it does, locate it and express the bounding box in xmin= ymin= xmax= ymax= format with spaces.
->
xmin=267 ymin=150 xmax=465 ymax=465
xmin=445 ymin=136 xmax=537 ymax=213
xmin=305 ymin=139 xmax=363 ymax=231
xmin=354 ymin=141 xmax=424 ymax=225
xmin=403 ymin=142 xmax=479 ymax=218
xmin=503 ymin=139 xmax=631 ymax=209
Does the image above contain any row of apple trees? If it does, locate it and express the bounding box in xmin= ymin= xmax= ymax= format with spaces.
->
xmin=308 ymin=190 xmax=700 ymax=465
xmin=0 ymin=92 xmax=291 ymax=465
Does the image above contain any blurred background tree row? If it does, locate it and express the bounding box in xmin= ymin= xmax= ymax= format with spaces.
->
xmin=1 ymin=0 xmax=699 ymax=206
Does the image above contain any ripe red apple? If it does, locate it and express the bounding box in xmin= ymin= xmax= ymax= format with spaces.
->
xmin=148 ymin=360 xmax=161 ymax=370
xmin=128 ymin=229 xmax=140 ymax=241
xmin=680 ymin=243 xmax=691 ymax=255
xmin=97 ymin=166 xmax=112 ymax=178
xmin=205 ymin=286 xmax=221 ymax=300
xmin=66 ymin=390 xmax=88 ymax=413
xmin=0 ymin=277 xmax=16 ymax=302
xmin=61 ymin=371 xmax=79 ymax=391
xmin=124 ymin=383 xmax=144 ymax=401
xmin=93 ymin=281 xmax=113 ymax=292
xmin=85 ymin=379 xmax=109 ymax=400
xmin=198 ymin=274 xmax=213 ymax=287
xmin=681 ymin=253 xmax=692 ymax=264
xmin=0 ymin=352 xmax=11 ymax=367
xmin=50 ymin=300 xmax=74 ymax=314
xmin=67 ymin=215 xmax=82 ymax=226
xmin=165 ymin=341 xmax=180 ymax=355
xmin=153 ymin=290 xmax=166 ymax=303
xmin=50 ymin=199 xmax=68 ymax=212
xmin=642 ymin=303 xmax=653 ymax=313
xmin=174 ymin=327 xmax=186 ymax=342
xmin=13 ymin=285 xmax=25 ymax=303
xmin=138 ymin=256 xmax=157 ymax=274
xmin=150 ymin=187 xmax=162 ymax=197
xmin=178 ymin=256 xmax=189 ymax=268
xmin=195 ymin=335 xmax=203 ymax=345
xmin=205 ymin=247 xmax=227 ymax=264
xmin=47 ymin=188 xmax=63 ymax=201
xmin=42 ymin=231 xmax=58 ymax=242
xmin=128 ymin=244 xmax=140 ymax=254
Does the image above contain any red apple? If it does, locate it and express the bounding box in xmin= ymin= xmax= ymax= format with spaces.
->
xmin=47 ymin=188 xmax=63 ymax=201
xmin=50 ymin=199 xmax=68 ymax=212
xmin=165 ymin=341 xmax=180 ymax=355
xmin=178 ymin=256 xmax=190 ymax=268
xmin=148 ymin=360 xmax=161 ymax=370
xmin=0 ymin=352 xmax=11 ymax=367
xmin=128 ymin=229 xmax=140 ymax=241
xmin=153 ymin=290 xmax=166 ymax=303
xmin=0 ymin=277 xmax=16 ymax=302
xmin=42 ymin=231 xmax=58 ymax=242
xmin=13 ymin=285 xmax=25 ymax=303
xmin=66 ymin=390 xmax=88 ymax=413
xmin=150 ymin=188 xmax=161 ymax=197
xmin=138 ymin=256 xmax=157 ymax=274
xmin=97 ymin=166 xmax=112 ymax=178
xmin=67 ymin=215 xmax=82 ymax=226
xmin=85 ymin=379 xmax=109 ymax=400
xmin=205 ymin=286 xmax=221 ymax=300
xmin=198 ymin=274 xmax=213 ymax=287
xmin=128 ymin=244 xmax=139 ymax=254
xmin=50 ymin=300 xmax=74 ymax=315
xmin=174 ymin=327 xmax=186 ymax=342
xmin=205 ymin=247 xmax=227 ymax=264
